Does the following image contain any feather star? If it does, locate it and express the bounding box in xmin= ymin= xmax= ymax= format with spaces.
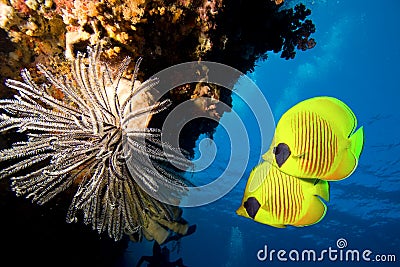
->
xmin=0 ymin=45 xmax=191 ymax=241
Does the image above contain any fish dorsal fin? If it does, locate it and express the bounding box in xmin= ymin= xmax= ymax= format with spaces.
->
xmin=280 ymin=96 xmax=357 ymax=136
xmin=297 ymin=96 xmax=357 ymax=136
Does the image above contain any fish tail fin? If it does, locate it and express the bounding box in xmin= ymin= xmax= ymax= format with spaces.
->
xmin=350 ymin=126 xmax=364 ymax=159
xmin=314 ymin=180 xmax=330 ymax=202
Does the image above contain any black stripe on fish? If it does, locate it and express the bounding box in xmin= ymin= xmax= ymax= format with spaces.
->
xmin=273 ymin=143 xmax=291 ymax=167
xmin=244 ymin=197 xmax=261 ymax=219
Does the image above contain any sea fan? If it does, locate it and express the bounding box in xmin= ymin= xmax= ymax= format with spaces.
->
xmin=0 ymin=45 xmax=190 ymax=240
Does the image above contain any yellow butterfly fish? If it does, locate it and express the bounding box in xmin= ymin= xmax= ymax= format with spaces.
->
xmin=236 ymin=161 xmax=329 ymax=227
xmin=263 ymin=96 xmax=364 ymax=181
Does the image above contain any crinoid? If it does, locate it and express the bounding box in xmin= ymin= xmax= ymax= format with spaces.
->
xmin=0 ymin=45 xmax=192 ymax=241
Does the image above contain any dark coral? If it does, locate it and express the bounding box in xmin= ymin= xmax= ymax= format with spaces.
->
xmin=145 ymin=1 xmax=316 ymax=156
xmin=0 ymin=1 xmax=316 ymax=150
xmin=205 ymin=1 xmax=316 ymax=71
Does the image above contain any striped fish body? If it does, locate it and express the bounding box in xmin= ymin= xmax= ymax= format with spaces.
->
xmin=236 ymin=161 xmax=329 ymax=227
xmin=263 ymin=96 xmax=364 ymax=181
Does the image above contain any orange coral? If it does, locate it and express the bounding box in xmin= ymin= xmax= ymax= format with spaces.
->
xmin=11 ymin=0 xmax=31 ymax=14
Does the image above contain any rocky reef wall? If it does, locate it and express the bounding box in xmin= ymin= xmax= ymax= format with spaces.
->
xmin=0 ymin=0 xmax=316 ymax=266
xmin=0 ymin=0 xmax=316 ymax=153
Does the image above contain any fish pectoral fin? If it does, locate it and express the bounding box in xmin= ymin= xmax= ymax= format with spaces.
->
xmin=294 ymin=196 xmax=327 ymax=227
xmin=293 ymin=152 xmax=307 ymax=159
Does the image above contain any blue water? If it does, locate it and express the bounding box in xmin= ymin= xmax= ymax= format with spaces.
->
xmin=126 ymin=1 xmax=400 ymax=266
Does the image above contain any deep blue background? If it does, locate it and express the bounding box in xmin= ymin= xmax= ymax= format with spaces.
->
xmin=126 ymin=1 xmax=400 ymax=266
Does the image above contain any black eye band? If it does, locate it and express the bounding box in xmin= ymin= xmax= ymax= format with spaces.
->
xmin=274 ymin=143 xmax=291 ymax=167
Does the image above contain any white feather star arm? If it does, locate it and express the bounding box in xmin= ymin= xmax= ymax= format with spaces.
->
xmin=0 ymin=46 xmax=191 ymax=241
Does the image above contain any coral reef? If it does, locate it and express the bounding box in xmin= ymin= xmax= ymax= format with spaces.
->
xmin=205 ymin=1 xmax=315 ymax=69
xmin=0 ymin=0 xmax=315 ymax=150
xmin=0 ymin=0 xmax=314 ymax=86
xmin=0 ymin=0 xmax=316 ymax=265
